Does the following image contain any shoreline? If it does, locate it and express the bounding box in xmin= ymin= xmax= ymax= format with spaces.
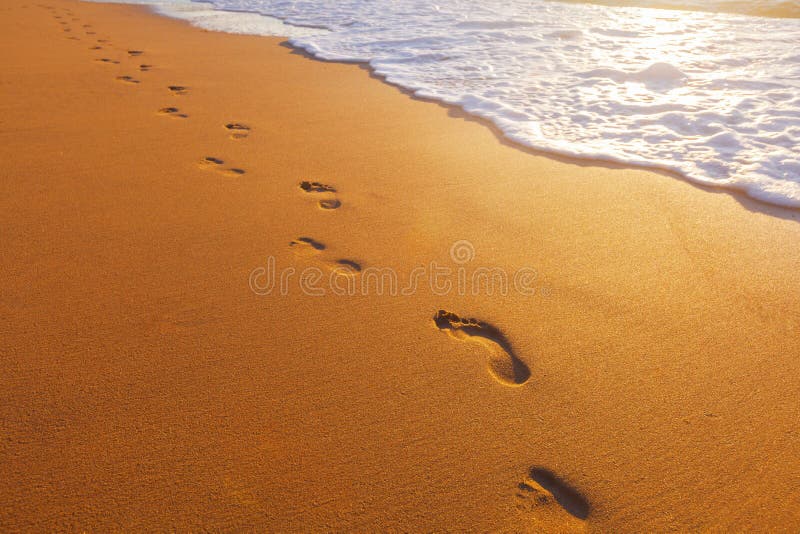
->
xmin=2 ymin=0 xmax=800 ymax=530
xmin=118 ymin=0 xmax=800 ymax=214
xmin=341 ymin=52 xmax=800 ymax=222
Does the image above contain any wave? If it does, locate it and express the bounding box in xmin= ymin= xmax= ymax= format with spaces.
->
xmin=87 ymin=0 xmax=800 ymax=208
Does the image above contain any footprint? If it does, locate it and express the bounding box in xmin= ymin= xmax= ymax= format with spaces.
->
xmin=289 ymin=240 xmax=362 ymax=278
xmin=128 ymin=50 xmax=143 ymax=56
xmin=200 ymin=156 xmax=225 ymax=167
xmin=319 ymin=259 xmax=363 ymax=282
xmin=116 ymin=75 xmax=139 ymax=84
xmin=225 ymin=123 xmax=250 ymax=140
xmin=299 ymin=181 xmax=343 ymax=209
xmin=289 ymin=237 xmax=326 ymax=255
xmin=198 ymin=157 xmax=245 ymax=176
xmin=96 ymin=58 xmax=120 ymax=64
xmin=139 ymin=64 xmax=153 ymax=72
xmin=318 ymin=199 xmax=341 ymax=210
xmin=432 ymin=310 xmax=530 ymax=386
xmin=158 ymin=107 xmax=188 ymax=119
xmin=89 ymin=45 xmax=102 ymax=50
xmin=299 ymin=181 xmax=336 ymax=193
xmin=515 ymin=468 xmax=590 ymax=524
xmin=332 ymin=259 xmax=361 ymax=272
xmin=168 ymin=85 xmax=188 ymax=95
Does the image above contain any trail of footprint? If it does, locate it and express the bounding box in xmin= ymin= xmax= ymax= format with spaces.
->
xmin=432 ymin=310 xmax=530 ymax=386
xmin=158 ymin=107 xmax=188 ymax=119
xmin=225 ymin=123 xmax=250 ymax=140
xmin=515 ymin=468 xmax=590 ymax=523
xmin=198 ymin=156 xmax=245 ymax=176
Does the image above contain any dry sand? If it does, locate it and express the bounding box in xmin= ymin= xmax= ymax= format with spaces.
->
xmin=1 ymin=0 xmax=800 ymax=530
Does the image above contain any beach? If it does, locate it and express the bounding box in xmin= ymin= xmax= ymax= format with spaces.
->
xmin=1 ymin=0 xmax=800 ymax=530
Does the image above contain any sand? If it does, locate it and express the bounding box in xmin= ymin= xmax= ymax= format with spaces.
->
xmin=1 ymin=0 xmax=800 ymax=530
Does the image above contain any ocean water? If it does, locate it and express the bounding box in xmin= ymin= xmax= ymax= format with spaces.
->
xmin=101 ymin=0 xmax=800 ymax=207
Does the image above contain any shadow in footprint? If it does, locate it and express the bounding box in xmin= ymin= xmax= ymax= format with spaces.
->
xmin=201 ymin=156 xmax=224 ymax=165
xmin=433 ymin=310 xmax=530 ymax=386
xmin=128 ymin=50 xmax=143 ymax=56
xmin=290 ymin=237 xmax=326 ymax=253
xmin=116 ymin=75 xmax=139 ymax=84
xmin=168 ymin=85 xmax=188 ymax=95
xmin=318 ymin=199 xmax=341 ymax=210
xmin=517 ymin=468 xmax=590 ymax=521
xmin=198 ymin=157 xmax=245 ymax=176
xmin=158 ymin=107 xmax=188 ymax=118
xmin=334 ymin=259 xmax=361 ymax=272
xmin=325 ymin=258 xmax=362 ymax=279
xmin=225 ymin=123 xmax=250 ymax=139
xmin=299 ymin=181 xmax=336 ymax=193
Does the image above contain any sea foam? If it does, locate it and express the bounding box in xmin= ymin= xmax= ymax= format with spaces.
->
xmin=88 ymin=0 xmax=800 ymax=207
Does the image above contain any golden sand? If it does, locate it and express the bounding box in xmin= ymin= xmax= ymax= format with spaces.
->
xmin=1 ymin=0 xmax=799 ymax=530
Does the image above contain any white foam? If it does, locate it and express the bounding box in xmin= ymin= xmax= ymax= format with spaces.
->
xmin=88 ymin=0 xmax=800 ymax=207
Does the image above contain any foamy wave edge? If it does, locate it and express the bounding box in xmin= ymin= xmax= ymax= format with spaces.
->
xmin=86 ymin=0 xmax=800 ymax=210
